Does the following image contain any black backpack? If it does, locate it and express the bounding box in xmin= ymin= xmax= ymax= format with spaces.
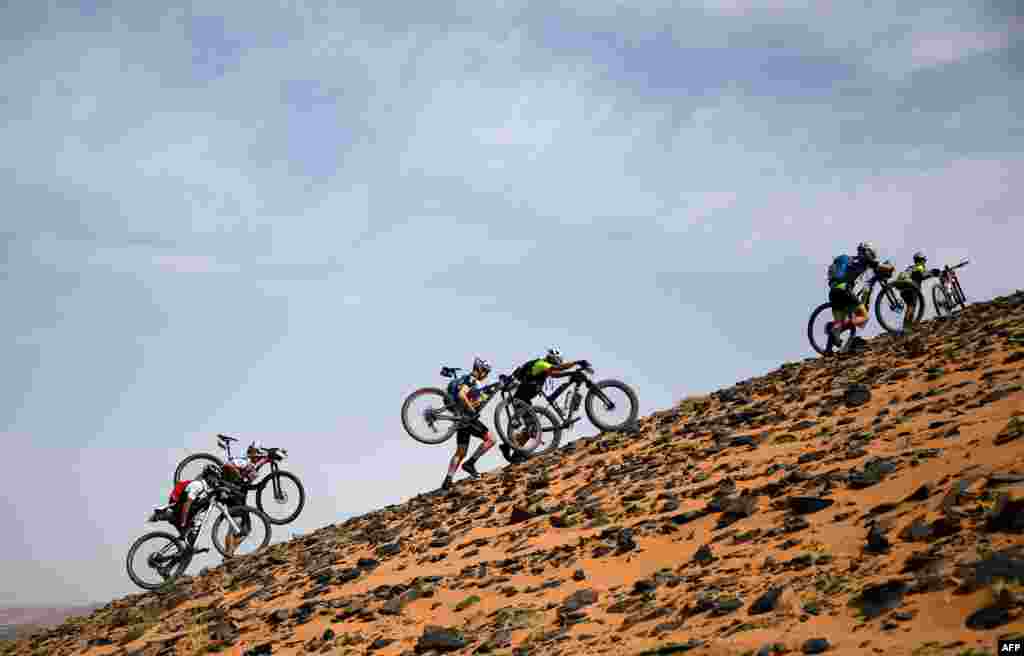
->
xmin=512 ymin=358 xmax=540 ymax=382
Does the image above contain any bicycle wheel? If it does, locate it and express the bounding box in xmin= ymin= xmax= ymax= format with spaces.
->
xmin=874 ymin=284 xmax=924 ymax=334
xmin=500 ymin=400 xmax=544 ymax=456
xmin=807 ymin=302 xmax=857 ymax=356
xmin=126 ymin=531 xmax=189 ymax=591
xmin=493 ymin=400 xmax=563 ymax=456
xmin=174 ymin=453 xmax=224 ymax=485
xmin=255 ymin=471 xmax=305 ymax=525
xmin=584 ymin=380 xmax=639 ymax=432
xmin=932 ymin=283 xmax=952 ymax=318
xmin=400 ymin=388 xmax=460 ymax=445
xmin=211 ymin=505 xmax=272 ymax=558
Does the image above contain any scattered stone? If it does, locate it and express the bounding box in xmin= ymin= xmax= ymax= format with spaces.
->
xmin=416 ymin=625 xmax=467 ymax=652
xmin=748 ymin=586 xmax=784 ymax=615
xmin=802 ymin=637 xmax=831 ymax=653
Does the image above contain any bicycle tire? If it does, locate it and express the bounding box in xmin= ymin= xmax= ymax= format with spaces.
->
xmin=874 ymin=283 xmax=924 ymax=334
xmin=173 ymin=453 xmax=224 ymax=485
xmin=932 ymin=283 xmax=952 ymax=318
xmin=498 ymin=400 xmax=543 ymax=456
xmin=493 ymin=400 xmax=563 ymax=456
xmin=584 ymin=379 xmax=639 ymax=433
xmin=255 ymin=470 xmax=306 ymax=525
xmin=952 ymin=277 xmax=967 ymax=308
xmin=806 ymin=302 xmax=857 ymax=356
xmin=126 ymin=531 xmax=189 ymax=591
xmin=211 ymin=505 xmax=272 ymax=558
xmin=400 ymin=388 xmax=459 ymax=445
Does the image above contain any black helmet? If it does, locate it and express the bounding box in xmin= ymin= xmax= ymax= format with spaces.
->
xmin=472 ymin=357 xmax=491 ymax=376
xmin=200 ymin=464 xmax=222 ymax=482
xmin=913 ymin=251 xmax=926 ymax=263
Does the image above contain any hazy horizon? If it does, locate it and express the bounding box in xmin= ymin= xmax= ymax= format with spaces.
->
xmin=2 ymin=0 xmax=1021 ymax=607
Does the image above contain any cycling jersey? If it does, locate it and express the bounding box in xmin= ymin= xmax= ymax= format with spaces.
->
xmin=897 ymin=262 xmax=928 ymax=288
xmin=169 ymin=479 xmax=209 ymax=505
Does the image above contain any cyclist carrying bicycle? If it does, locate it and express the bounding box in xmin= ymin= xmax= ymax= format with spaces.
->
xmin=500 ymin=348 xmax=587 ymax=463
xmin=825 ymin=242 xmax=895 ymax=351
xmin=895 ymin=251 xmax=942 ymax=328
xmin=441 ymin=357 xmax=497 ymax=490
xmin=162 ymin=465 xmax=244 ymax=555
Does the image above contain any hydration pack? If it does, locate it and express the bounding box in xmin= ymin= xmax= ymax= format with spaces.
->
xmin=827 ymin=255 xmax=851 ymax=284
xmin=512 ymin=359 xmax=540 ymax=382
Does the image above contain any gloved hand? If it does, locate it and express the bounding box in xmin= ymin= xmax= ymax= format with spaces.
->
xmin=930 ymin=268 xmax=941 ymax=276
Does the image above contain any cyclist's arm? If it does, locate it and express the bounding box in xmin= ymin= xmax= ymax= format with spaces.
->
xmin=458 ymin=385 xmax=477 ymax=411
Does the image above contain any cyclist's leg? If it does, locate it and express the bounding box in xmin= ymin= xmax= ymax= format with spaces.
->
xmin=466 ymin=420 xmax=494 ymax=462
xmin=850 ymin=302 xmax=869 ymax=328
xmin=444 ymin=429 xmax=471 ymax=486
xmin=900 ymin=286 xmax=918 ymax=327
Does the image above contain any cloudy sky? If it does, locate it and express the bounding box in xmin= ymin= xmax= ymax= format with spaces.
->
xmin=1 ymin=0 xmax=1020 ymax=606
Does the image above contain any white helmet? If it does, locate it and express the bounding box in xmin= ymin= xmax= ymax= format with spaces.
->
xmin=545 ymin=348 xmax=563 ymax=365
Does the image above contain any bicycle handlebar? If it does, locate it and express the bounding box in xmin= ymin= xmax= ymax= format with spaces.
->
xmin=950 ymin=259 xmax=969 ymax=270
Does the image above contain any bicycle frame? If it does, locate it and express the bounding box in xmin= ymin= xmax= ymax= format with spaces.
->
xmin=501 ymin=367 xmax=609 ymax=430
xmin=941 ymin=260 xmax=969 ymax=304
xmin=151 ymin=497 xmax=241 ymax=577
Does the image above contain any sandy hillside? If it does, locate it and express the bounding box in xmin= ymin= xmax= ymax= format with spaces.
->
xmin=4 ymin=291 xmax=1024 ymax=656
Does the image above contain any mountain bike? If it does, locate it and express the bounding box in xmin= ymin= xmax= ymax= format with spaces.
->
xmin=492 ymin=362 xmax=639 ymax=450
xmin=932 ymin=260 xmax=969 ymax=317
xmin=807 ymin=269 xmax=925 ymax=355
xmin=400 ymin=368 xmax=543 ymax=456
xmin=173 ymin=434 xmax=305 ymax=525
xmin=126 ymin=483 xmax=271 ymax=591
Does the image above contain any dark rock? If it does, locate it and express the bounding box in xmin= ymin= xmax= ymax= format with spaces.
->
xmin=670 ymin=510 xmax=707 ymax=526
xmin=616 ymin=528 xmax=638 ymax=553
xmin=986 ymin=493 xmax=1024 ymax=532
xmin=748 ymin=586 xmax=784 ymax=615
xmin=802 ymin=638 xmax=830 ymax=653
xmin=337 ymin=568 xmax=361 ymax=583
xmin=243 ymin=643 xmax=273 ymax=656
xmin=416 ymin=625 xmax=467 ymax=652
xmin=865 ymin=524 xmax=891 ymax=554
xmin=561 ymin=589 xmax=599 ymax=613
xmin=851 ymin=580 xmax=908 ymax=619
xmin=509 ymin=506 xmax=536 ymax=525
xmin=965 ymin=605 xmax=1010 ymax=630
xmin=845 ymin=384 xmax=871 ymax=407
xmin=376 ymin=542 xmax=401 ymax=557
xmin=692 ymin=544 xmax=714 ymax=565
xmin=903 ymin=484 xmax=932 ymax=502
xmin=788 ymin=497 xmax=835 ymax=515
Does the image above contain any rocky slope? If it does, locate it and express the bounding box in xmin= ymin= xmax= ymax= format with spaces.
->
xmin=5 ymin=291 xmax=1024 ymax=656
xmin=0 ymin=606 xmax=103 ymax=642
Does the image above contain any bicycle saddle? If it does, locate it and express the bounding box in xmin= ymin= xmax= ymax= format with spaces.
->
xmin=217 ymin=434 xmax=238 ymax=443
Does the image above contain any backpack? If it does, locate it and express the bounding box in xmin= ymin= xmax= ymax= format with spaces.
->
xmin=827 ymin=255 xmax=851 ymax=284
xmin=447 ymin=374 xmax=477 ymax=408
xmin=512 ymin=359 xmax=540 ymax=382
xmin=169 ymin=480 xmax=190 ymax=505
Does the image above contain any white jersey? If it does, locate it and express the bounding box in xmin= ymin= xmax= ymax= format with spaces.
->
xmin=181 ymin=479 xmax=210 ymax=501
